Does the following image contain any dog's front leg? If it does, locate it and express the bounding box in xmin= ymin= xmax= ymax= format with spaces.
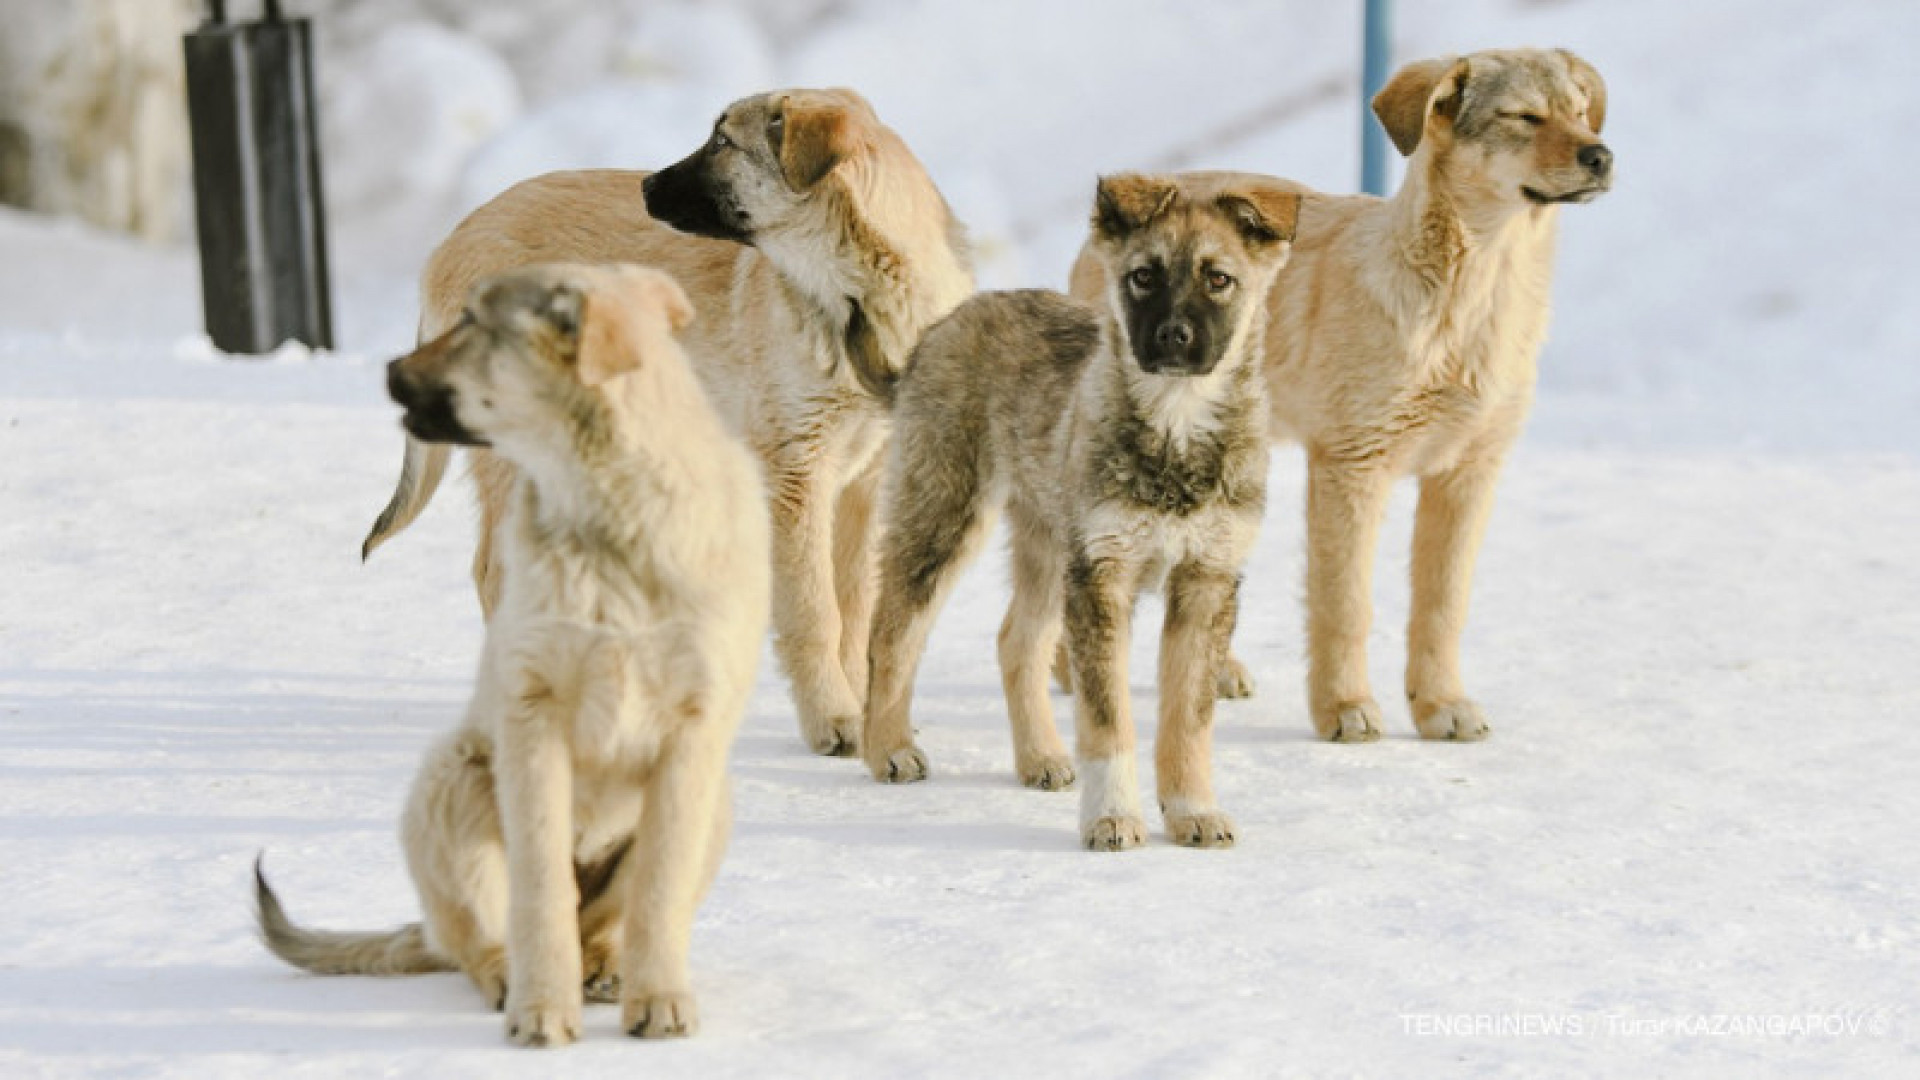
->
xmin=620 ymin=727 xmax=729 ymax=1039
xmin=1067 ymin=553 xmax=1145 ymax=850
xmin=1405 ymin=456 xmax=1503 ymax=741
xmin=768 ymin=457 xmax=862 ymax=756
xmin=1157 ymin=562 xmax=1239 ymax=847
xmin=1305 ymin=452 xmax=1395 ymax=742
xmin=832 ymin=456 xmax=883 ymax=704
xmin=495 ymin=679 xmax=581 ymax=1048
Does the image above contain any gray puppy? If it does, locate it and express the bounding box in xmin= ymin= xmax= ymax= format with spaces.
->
xmin=857 ymin=173 xmax=1301 ymax=850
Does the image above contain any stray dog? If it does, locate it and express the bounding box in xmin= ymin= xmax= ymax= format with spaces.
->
xmin=861 ymin=175 xmax=1300 ymax=850
xmin=1072 ymin=49 xmax=1612 ymax=743
xmin=361 ymin=88 xmax=973 ymax=758
xmin=256 ymin=263 xmax=769 ymax=1048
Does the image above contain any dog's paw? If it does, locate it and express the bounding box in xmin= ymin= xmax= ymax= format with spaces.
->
xmin=1216 ymin=655 xmax=1255 ymax=699
xmin=1314 ymin=699 xmax=1383 ymax=743
xmin=1413 ymin=699 xmax=1491 ymax=741
xmin=583 ymin=970 xmax=621 ymax=1004
xmin=1164 ymin=807 xmax=1237 ymax=849
xmin=623 ymin=991 xmax=698 ymax=1040
xmin=468 ymin=949 xmax=509 ymax=1011
xmin=1019 ymin=754 xmax=1076 ymax=791
xmin=867 ymin=744 xmax=928 ymax=784
xmin=505 ymin=998 xmax=581 ymax=1048
xmin=803 ymin=714 xmax=861 ymax=757
xmin=1082 ymin=814 xmax=1147 ymax=852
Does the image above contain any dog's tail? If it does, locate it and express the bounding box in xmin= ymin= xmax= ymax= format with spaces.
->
xmin=361 ymin=435 xmax=451 ymax=561
xmin=253 ymin=856 xmax=454 ymax=976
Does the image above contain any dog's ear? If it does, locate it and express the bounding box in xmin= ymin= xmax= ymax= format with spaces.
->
xmin=627 ymin=266 xmax=695 ymax=333
xmin=777 ymin=94 xmax=858 ymax=190
xmin=538 ymin=282 xmax=584 ymax=337
xmin=1215 ymin=187 xmax=1301 ymax=255
xmin=1558 ymin=49 xmax=1607 ymax=134
xmin=1372 ymin=55 xmax=1468 ymax=156
xmin=573 ymin=267 xmax=694 ymax=387
xmin=1093 ymin=173 xmax=1179 ymax=243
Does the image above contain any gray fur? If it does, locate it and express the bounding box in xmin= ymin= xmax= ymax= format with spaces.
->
xmin=860 ymin=175 xmax=1299 ymax=846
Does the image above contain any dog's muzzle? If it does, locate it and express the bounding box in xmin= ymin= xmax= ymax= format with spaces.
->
xmin=386 ymin=360 xmax=486 ymax=447
xmin=643 ymin=154 xmax=753 ymax=244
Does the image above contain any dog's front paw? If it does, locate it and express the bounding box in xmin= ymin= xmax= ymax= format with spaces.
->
xmin=505 ymin=997 xmax=581 ymax=1048
xmin=623 ymin=990 xmax=698 ymax=1039
xmin=867 ymin=744 xmax=928 ymax=784
xmin=467 ymin=948 xmax=509 ymax=1011
xmin=1216 ymin=655 xmax=1255 ymax=699
xmin=1018 ymin=753 xmax=1075 ymax=791
xmin=1082 ymin=814 xmax=1147 ymax=851
xmin=1413 ymin=699 xmax=1491 ymax=741
xmin=802 ymin=713 xmax=861 ymax=757
xmin=1164 ymin=807 xmax=1237 ymax=849
xmin=1314 ymin=699 xmax=1383 ymax=742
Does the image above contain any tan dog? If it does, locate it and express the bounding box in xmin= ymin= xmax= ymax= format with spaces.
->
xmin=256 ymin=263 xmax=769 ymax=1048
xmin=362 ymin=88 xmax=974 ymax=758
xmin=1073 ymin=48 xmax=1612 ymax=742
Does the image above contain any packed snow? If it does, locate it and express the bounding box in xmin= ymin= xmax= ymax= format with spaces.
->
xmin=2 ymin=0 xmax=1917 ymax=1075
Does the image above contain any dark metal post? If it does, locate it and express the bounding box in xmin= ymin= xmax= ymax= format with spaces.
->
xmin=1360 ymin=0 xmax=1393 ymax=196
xmin=184 ymin=0 xmax=333 ymax=354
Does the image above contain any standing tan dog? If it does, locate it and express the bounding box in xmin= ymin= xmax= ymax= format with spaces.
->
xmin=863 ymin=175 xmax=1300 ymax=850
xmin=362 ymin=88 xmax=974 ymax=758
xmin=1072 ymin=48 xmax=1611 ymax=743
xmin=257 ymin=263 xmax=768 ymax=1048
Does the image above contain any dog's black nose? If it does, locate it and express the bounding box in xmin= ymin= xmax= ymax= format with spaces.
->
xmin=1579 ymin=143 xmax=1613 ymax=178
xmin=641 ymin=172 xmax=657 ymax=199
xmin=1156 ymin=321 xmax=1194 ymax=350
xmin=385 ymin=358 xmax=412 ymax=405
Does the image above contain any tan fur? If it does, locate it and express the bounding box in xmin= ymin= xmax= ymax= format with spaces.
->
xmin=1070 ymin=48 xmax=1612 ymax=743
xmin=258 ymin=264 xmax=768 ymax=1048
xmin=362 ymin=88 xmax=973 ymax=759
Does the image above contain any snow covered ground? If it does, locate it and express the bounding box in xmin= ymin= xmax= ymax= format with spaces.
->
xmin=4 ymin=0 xmax=1919 ymax=1075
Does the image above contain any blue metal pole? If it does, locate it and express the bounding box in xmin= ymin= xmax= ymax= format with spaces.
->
xmin=1360 ymin=0 xmax=1392 ymax=196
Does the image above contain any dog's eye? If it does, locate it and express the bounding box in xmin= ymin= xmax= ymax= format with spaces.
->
xmin=1515 ymin=112 xmax=1546 ymax=127
xmin=712 ymin=130 xmax=734 ymax=150
xmin=1127 ymin=267 xmax=1159 ymax=291
xmin=1206 ymin=271 xmax=1235 ymax=292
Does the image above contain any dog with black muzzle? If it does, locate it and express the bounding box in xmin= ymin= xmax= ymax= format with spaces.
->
xmin=257 ymin=263 xmax=768 ymax=1048
xmin=857 ymin=174 xmax=1300 ymax=851
xmin=361 ymin=88 xmax=974 ymax=762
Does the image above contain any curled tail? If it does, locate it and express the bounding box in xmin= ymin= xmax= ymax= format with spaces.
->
xmin=254 ymin=856 xmax=453 ymax=976
xmin=361 ymin=435 xmax=451 ymax=560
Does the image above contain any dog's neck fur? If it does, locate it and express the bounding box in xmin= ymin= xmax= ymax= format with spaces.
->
xmin=502 ymin=372 xmax=704 ymax=573
xmin=1370 ymin=146 xmax=1560 ymax=378
xmin=758 ymin=162 xmax=973 ymax=389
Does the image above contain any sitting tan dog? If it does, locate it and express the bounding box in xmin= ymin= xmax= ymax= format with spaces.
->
xmin=255 ymin=263 xmax=769 ymax=1048
xmin=1072 ymin=48 xmax=1612 ymax=742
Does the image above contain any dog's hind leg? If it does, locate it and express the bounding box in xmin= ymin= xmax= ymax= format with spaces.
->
xmin=1405 ymin=455 xmax=1503 ymax=741
xmin=999 ymin=503 xmax=1073 ymax=790
xmin=862 ymin=447 xmax=999 ymax=784
xmin=403 ymin=732 xmax=511 ymax=1009
xmin=1156 ymin=562 xmax=1239 ymax=848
